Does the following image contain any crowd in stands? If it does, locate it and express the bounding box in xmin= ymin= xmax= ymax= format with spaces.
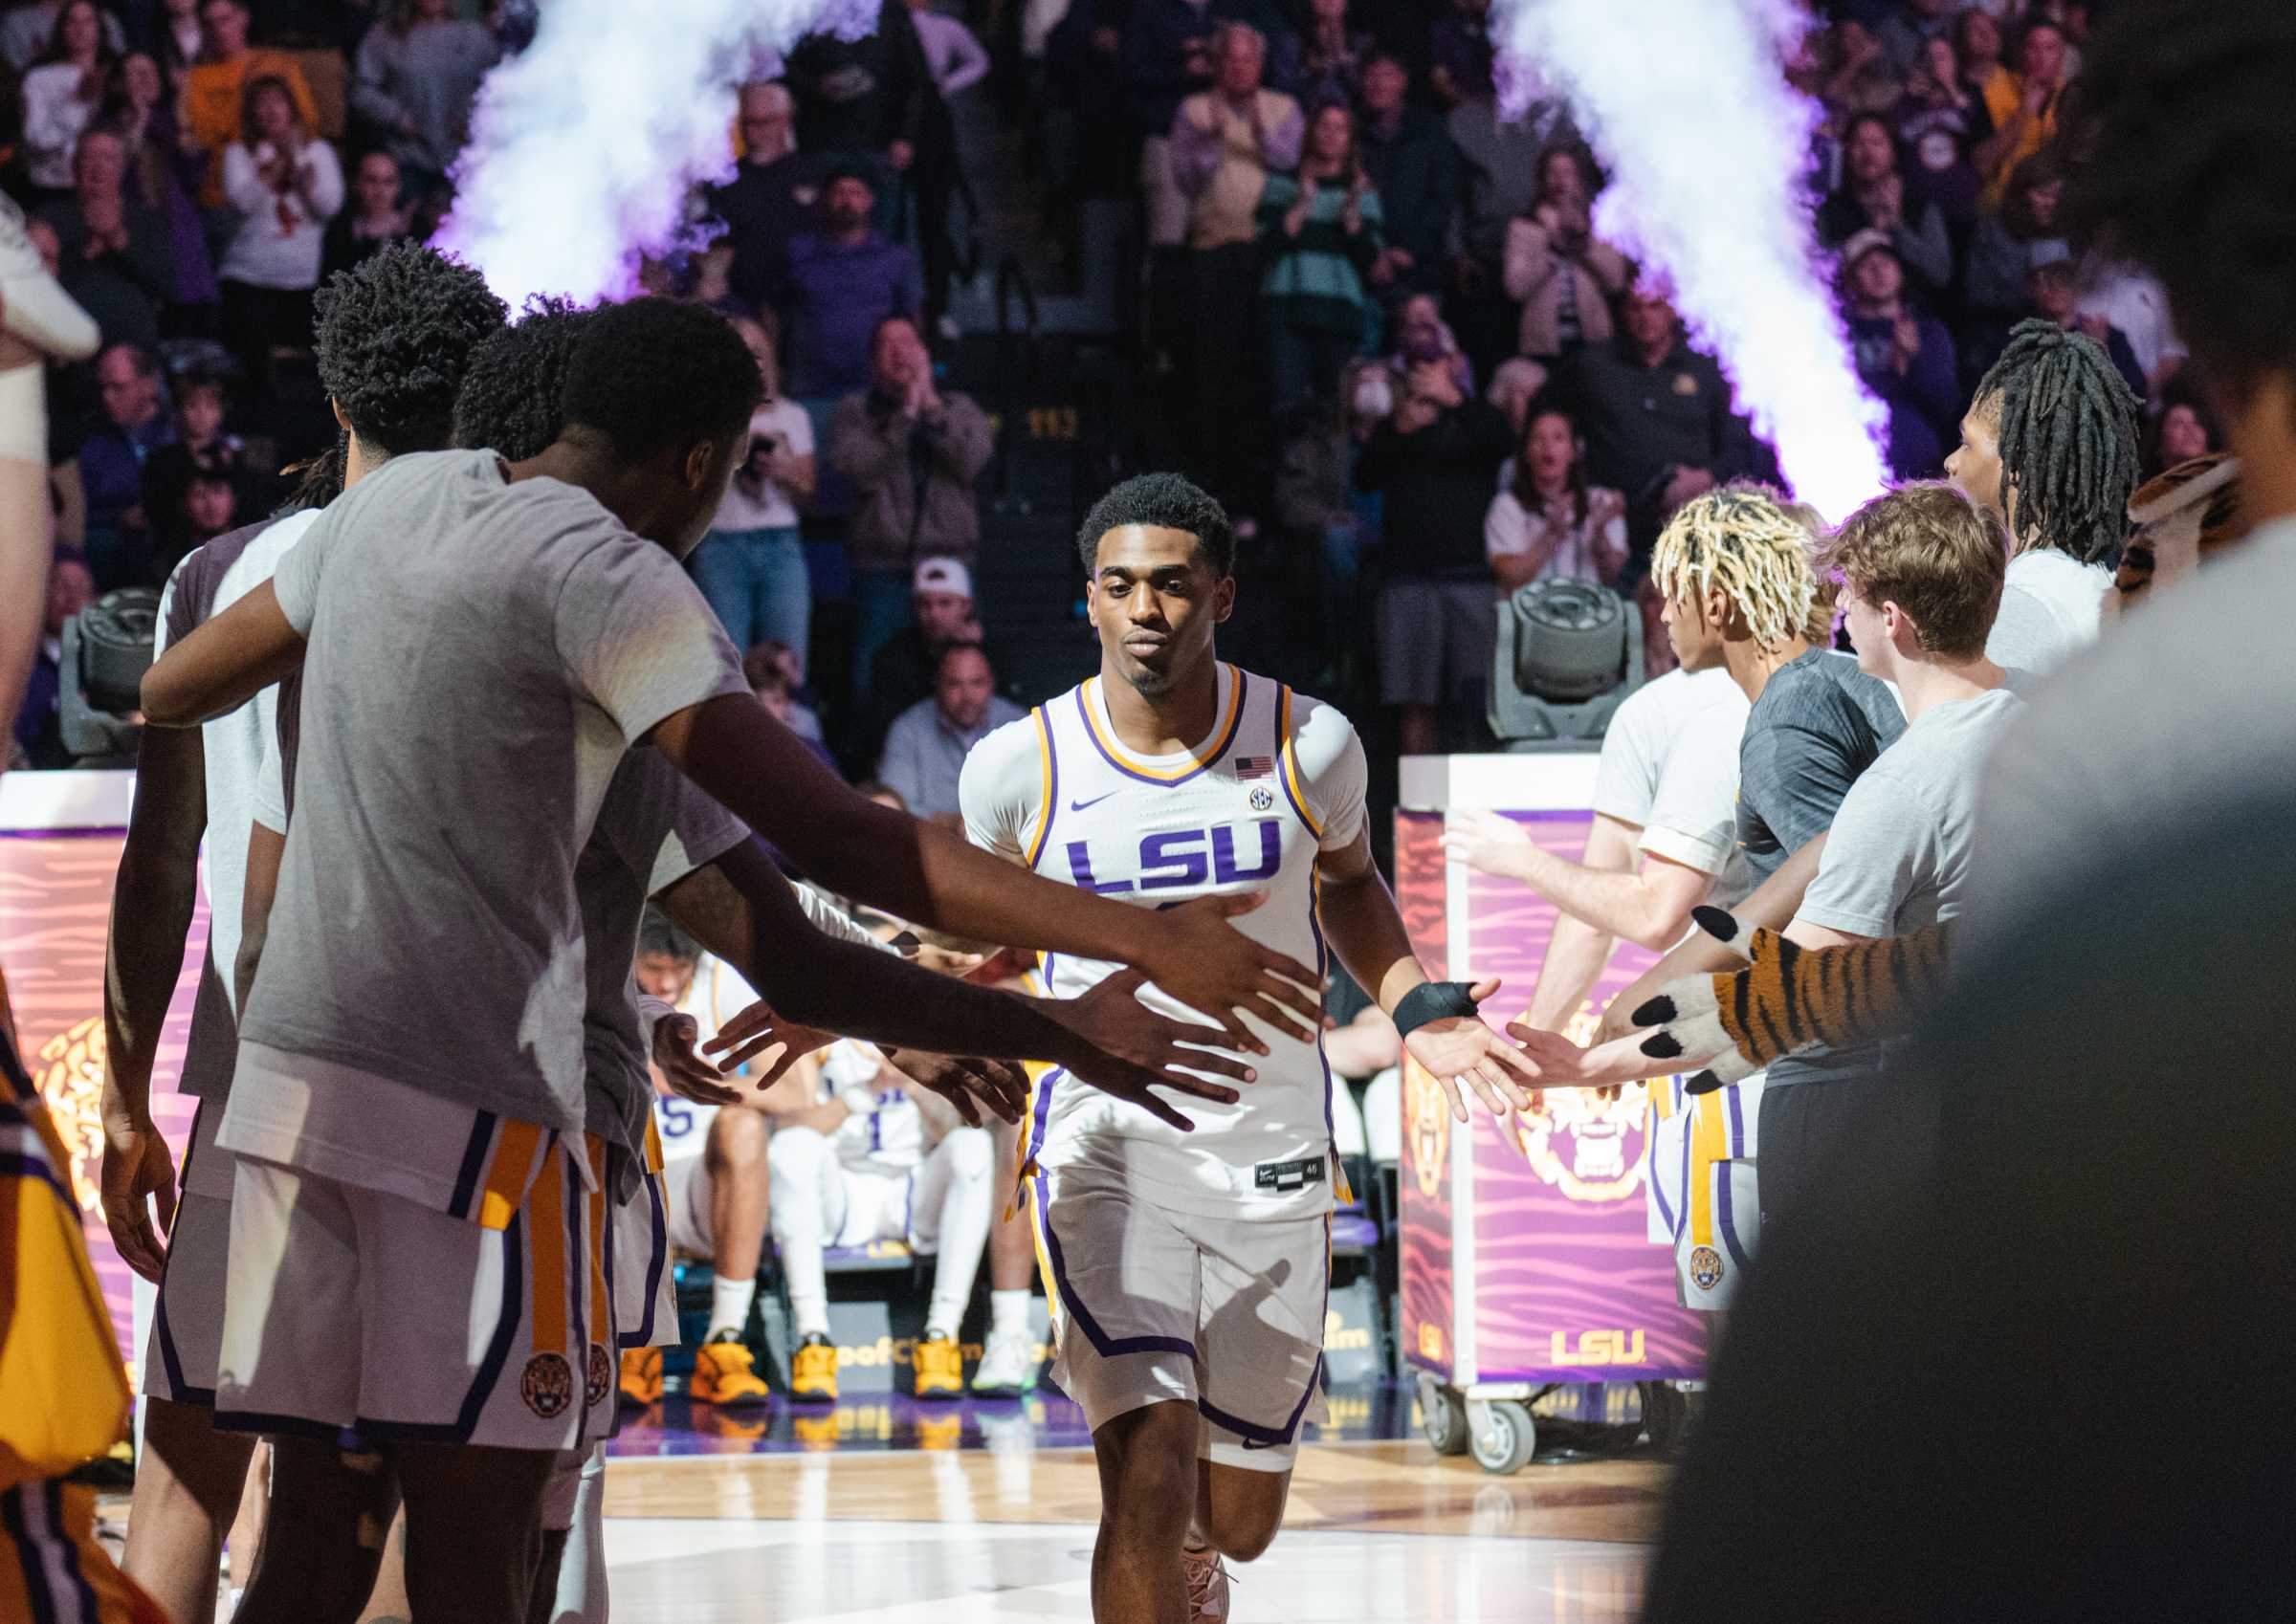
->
xmin=10 ymin=0 xmax=2217 ymax=779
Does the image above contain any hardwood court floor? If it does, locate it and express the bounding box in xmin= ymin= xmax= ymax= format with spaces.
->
xmin=601 ymin=1427 xmax=1667 ymax=1622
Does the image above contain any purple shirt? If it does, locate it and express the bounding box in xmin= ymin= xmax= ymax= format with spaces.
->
xmin=778 ymin=230 xmax=924 ymax=400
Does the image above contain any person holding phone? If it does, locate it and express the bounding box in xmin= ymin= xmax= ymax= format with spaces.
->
xmin=693 ymin=314 xmax=818 ymax=675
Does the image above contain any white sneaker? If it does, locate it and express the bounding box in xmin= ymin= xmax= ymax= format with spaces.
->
xmin=1181 ymin=1539 xmax=1230 ymax=1623
xmin=969 ymin=1325 xmax=1039 ymax=1395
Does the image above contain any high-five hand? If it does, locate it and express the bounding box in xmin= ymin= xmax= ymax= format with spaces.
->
xmin=1402 ymin=977 xmax=1540 ymax=1120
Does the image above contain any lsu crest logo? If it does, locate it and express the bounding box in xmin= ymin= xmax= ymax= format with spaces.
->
xmin=1689 ymin=1245 xmax=1725 ymax=1292
xmin=36 ymin=1017 xmax=107 ymax=1210
xmin=521 ymin=1352 xmax=574 ymax=1418
xmin=586 ymin=1344 xmax=612 ymax=1410
xmin=1402 ymin=1059 xmax=1450 ymax=1199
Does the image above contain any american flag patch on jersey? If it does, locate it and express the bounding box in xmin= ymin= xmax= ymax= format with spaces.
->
xmin=1234 ymin=756 xmax=1274 ymax=780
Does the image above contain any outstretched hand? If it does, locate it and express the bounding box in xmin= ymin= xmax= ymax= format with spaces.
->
xmin=1401 ymin=977 xmax=1539 ymax=1121
xmin=1048 ymin=966 xmax=1254 ymax=1132
xmin=696 ymin=1000 xmax=838 ymax=1094
xmin=889 ymin=1051 xmax=1029 ymax=1128
xmin=1136 ymin=891 xmax=1322 ymax=1051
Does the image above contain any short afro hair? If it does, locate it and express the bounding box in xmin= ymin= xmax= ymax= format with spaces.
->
xmin=451 ymin=296 xmax=596 ymax=460
xmin=560 ymin=296 xmax=762 ymax=464
xmin=1076 ymin=472 xmax=1235 ymax=579
xmin=313 ymin=241 xmax=507 ymax=458
xmin=2066 ymin=0 xmax=2296 ymax=408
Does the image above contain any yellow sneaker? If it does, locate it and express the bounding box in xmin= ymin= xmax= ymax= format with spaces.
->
xmin=618 ymin=1347 xmax=662 ymax=1409
xmin=913 ymin=1334 xmax=964 ymax=1399
xmin=690 ymin=1338 xmax=772 ymax=1408
xmin=789 ymin=1334 xmax=839 ymax=1404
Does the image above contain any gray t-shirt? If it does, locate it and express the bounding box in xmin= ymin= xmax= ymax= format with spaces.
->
xmin=1799 ymin=688 xmax=2023 ymax=940
xmin=576 ymin=749 xmax=747 ymax=1158
xmin=1968 ymin=518 xmax=2296 ymax=955
xmin=242 ymin=450 xmax=751 ymax=1135
xmin=1733 ymin=648 xmax=1906 ymax=1086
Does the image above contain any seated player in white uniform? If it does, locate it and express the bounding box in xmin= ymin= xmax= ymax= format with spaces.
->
xmin=763 ymin=1040 xmax=996 ymax=1402
xmin=633 ymin=925 xmax=777 ymax=1407
xmin=960 ymin=472 xmax=1539 ymax=1622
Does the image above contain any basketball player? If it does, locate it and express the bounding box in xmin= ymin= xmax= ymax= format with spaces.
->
xmin=97 ymin=242 xmax=507 ymax=1624
xmin=960 ymin=472 xmax=1541 ymax=1621
xmin=764 ymin=1037 xmax=998 ymax=1402
xmin=141 ymin=300 xmax=1323 ymax=1619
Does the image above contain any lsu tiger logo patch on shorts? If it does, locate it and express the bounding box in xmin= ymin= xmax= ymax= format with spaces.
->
xmin=521 ymin=1352 xmax=574 ymax=1418
xmin=586 ymin=1344 xmax=612 ymax=1410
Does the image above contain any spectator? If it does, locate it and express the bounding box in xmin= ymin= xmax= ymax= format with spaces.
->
xmin=906 ymin=0 xmax=988 ymax=99
xmin=1953 ymin=6 xmax=2013 ymax=116
xmin=2027 ymin=249 xmax=2146 ymax=403
xmin=137 ymin=0 xmax=202 ymax=81
xmin=1841 ymin=230 xmax=1958 ymax=479
xmin=1350 ymin=291 xmax=1473 ymax=437
xmin=859 ymin=556 xmax=999 ymax=751
xmin=783 ymin=0 xmax=932 ymax=195
xmin=0 ymin=0 xmax=120 ymax=74
xmin=1484 ymin=353 xmax=1549 ymax=439
xmin=171 ymin=465 xmax=237 ymax=551
xmin=695 ymin=316 xmax=818 ymax=673
xmin=1356 ymin=51 xmax=1455 ymax=300
xmin=320 ymin=148 xmax=413 ymax=279
xmin=2143 ymin=383 xmax=2219 ymax=478
xmin=10 ymin=545 xmax=94 ymax=770
xmin=711 ymin=82 xmax=830 ymax=316
xmin=1503 ymin=144 xmax=1629 ymax=366
xmin=1271 ymin=392 xmax=1361 ymax=682
xmin=1448 ymin=86 xmax=1555 ymax=272
xmin=1974 ymin=15 xmax=2069 ymax=208
xmin=104 ymin=50 xmax=218 ymax=314
xmin=778 ymin=167 xmax=923 ymax=403
xmin=1963 ymin=151 xmax=2063 ymax=346
xmin=19 ymin=0 xmax=117 ymax=197
xmin=215 ymin=74 xmax=342 ymax=394
xmin=1817 ymin=113 xmax=1953 ymax=297
xmin=1892 ymin=34 xmax=1989 ymax=231
xmin=828 ymin=314 xmax=992 ymax=697
xmin=1255 ymin=99 xmax=1380 ymax=417
xmin=1872 ymin=0 xmax=1954 ymax=76
xmin=875 ymin=641 xmax=1024 ymax=821
xmin=180 ymin=0 xmax=319 ymax=209
xmin=351 ymin=0 xmax=499 ymax=198
xmin=1819 ymin=17 xmax=1902 ymax=121
xmin=76 ymin=341 xmax=172 ymax=588
xmin=2075 ymin=254 xmax=2185 ymax=397
xmin=1426 ymin=0 xmax=1493 ymax=109
xmin=1557 ymin=279 xmax=1757 ymax=562
xmin=743 ymin=643 xmax=838 ymax=771
xmin=138 ymin=366 xmax=245 ymax=576
xmin=1124 ymin=0 xmax=1285 ymax=249
xmin=1483 ymin=404 xmax=1627 ymax=593
xmin=36 ymin=128 xmax=175 ymax=358
xmin=1355 ymin=330 xmax=1512 ymax=756
xmin=1294 ymin=0 xmax=1369 ymax=111
xmin=1171 ymin=19 xmax=1302 ymax=511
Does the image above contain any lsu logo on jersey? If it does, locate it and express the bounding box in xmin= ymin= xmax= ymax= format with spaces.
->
xmin=1062 ymin=819 xmax=1285 ymax=894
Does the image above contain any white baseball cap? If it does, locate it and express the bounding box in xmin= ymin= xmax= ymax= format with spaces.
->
xmin=914 ymin=558 xmax=973 ymax=599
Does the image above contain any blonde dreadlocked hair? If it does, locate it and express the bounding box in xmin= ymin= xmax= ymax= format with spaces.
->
xmin=1648 ymin=488 xmax=1818 ymax=653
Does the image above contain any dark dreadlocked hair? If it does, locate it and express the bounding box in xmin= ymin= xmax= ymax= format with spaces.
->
xmin=2064 ymin=0 xmax=2296 ymax=413
xmin=1971 ymin=319 xmax=2141 ymax=566
xmin=1076 ymin=472 xmax=1236 ymax=579
xmin=276 ymin=243 xmax=507 ymax=515
xmin=451 ymin=296 xmax=598 ymax=459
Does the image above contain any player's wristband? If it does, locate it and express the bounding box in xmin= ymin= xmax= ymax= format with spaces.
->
xmin=1392 ymin=980 xmax=1480 ymax=1042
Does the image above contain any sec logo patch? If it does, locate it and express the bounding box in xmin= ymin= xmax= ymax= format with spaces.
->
xmin=1249 ymin=786 xmax=1274 ymax=811
xmin=521 ymin=1352 xmax=574 ymax=1418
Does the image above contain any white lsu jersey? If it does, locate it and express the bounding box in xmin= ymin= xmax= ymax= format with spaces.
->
xmin=821 ymin=1040 xmax=928 ymax=1177
xmin=651 ymin=955 xmax=762 ymax=1164
xmin=960 ymin=663 xmax=1367 ymax=1221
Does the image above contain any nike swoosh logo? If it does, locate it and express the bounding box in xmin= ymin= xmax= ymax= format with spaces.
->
xmin=1070 ymin=792 xmax=1119 ymax=812
xmin=1239 ymin=1436 xmax=1281 ymax=1451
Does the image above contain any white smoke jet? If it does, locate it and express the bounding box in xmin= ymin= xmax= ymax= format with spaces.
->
xmin=436 ymin=0 xmax=875 ymax=308
xmin=1491 ymin=0 xmax=1890 ymax=519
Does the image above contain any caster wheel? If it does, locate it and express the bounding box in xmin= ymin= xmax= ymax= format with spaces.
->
xmin=1420 ymin=1377 xmax=1470 ymax=1456
xmin=1641 ymin=1381 xmax=1690 ymax=1457
xmin=1468 ymin=1398 xmax=1536 ymax=1475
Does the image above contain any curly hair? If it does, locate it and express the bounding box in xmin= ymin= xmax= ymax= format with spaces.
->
xmin=1648 ymin=488 xmax=1816 ymax=654
xmin=1971 ymin=319 xmax=2141 ymax=565
xmin=313 ymin=240 xmax=507 ymax=460
xmin=2066 ymin=0 xmax=2296 ymax=408
xmin=1075 ymin=472 xmax=1236 ymax=578
xmin=451 ymin=296 xmax=596 ymax=459
xmin=559 ymin=296 xmax=762 ymax=464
